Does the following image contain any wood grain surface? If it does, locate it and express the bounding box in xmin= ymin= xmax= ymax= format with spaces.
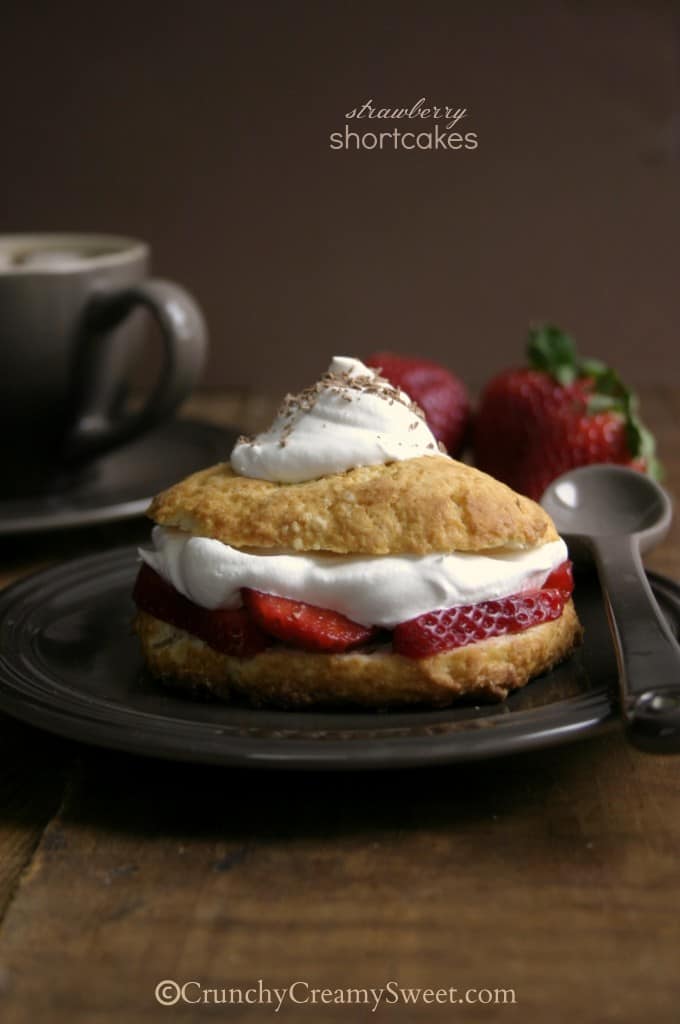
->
xmin=0 ymin=389 xmax=679 ymax=1024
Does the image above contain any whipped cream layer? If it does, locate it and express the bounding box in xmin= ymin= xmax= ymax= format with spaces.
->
xmin=230 ymin=356 xmax=440 ymax=483
xmin=141 ymin=527 xmax=569 ymax=629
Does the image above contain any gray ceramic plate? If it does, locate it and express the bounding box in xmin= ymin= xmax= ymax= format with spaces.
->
xmin=0 ymin=419 xmax=237 ymax=534
xmin=1 ymin=548 xmax=678 ymax=769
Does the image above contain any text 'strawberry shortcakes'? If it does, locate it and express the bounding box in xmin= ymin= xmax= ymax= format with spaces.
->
xmin=133 ymin=357 xmax=582 ymax=707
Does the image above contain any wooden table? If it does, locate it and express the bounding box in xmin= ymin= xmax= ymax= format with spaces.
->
xmin=0 ymin=390 xmax=679 ymax=1024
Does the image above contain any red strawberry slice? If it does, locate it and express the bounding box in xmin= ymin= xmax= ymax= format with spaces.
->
xmin=366 ymin=351 xmax=470 ymax=457
xmin=543 ymin=560 xmax=574 ymax=594
xmin=133 ymin=564 xmax=267 ymax=656
xmin=393 ymin=586 xmax=568 ymax=659
xmin=473 ymin=325 xmax=661 ymax=500
xmin=243 ymin=589 xmax=376 ymax=653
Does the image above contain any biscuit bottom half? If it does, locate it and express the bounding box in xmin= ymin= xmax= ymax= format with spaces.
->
xmin=134 ymin=600 xmax=582 ymax=709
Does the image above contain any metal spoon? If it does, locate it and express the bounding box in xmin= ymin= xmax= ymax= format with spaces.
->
xmin=541 ymin=464 xmax=680 ymax=752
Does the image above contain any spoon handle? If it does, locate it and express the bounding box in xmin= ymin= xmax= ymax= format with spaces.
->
xmin=591 ymin=535 xmax=680 ymax=752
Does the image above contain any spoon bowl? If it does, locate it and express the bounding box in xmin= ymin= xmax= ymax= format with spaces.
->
xmin=542 ymin=464 xmax=672 ymax=551
xmin=541 ymin=465 xmax=678 ymax=752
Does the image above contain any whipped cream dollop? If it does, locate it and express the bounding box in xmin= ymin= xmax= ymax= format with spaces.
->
xmin=142 ymin=527 xmax=568 ymax=629
xmin=230 ymin=356 xmax=441 ymax=483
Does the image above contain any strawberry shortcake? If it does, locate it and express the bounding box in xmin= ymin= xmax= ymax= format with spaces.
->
xmin=133 ymin=357 xmax=582 ymax=707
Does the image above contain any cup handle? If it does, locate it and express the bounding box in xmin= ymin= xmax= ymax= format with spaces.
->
xmin=62 ymin=278 xmax=207 ymax=462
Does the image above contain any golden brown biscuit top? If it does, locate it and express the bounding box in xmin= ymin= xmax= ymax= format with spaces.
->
xmin=147 ymin=455 xmax=558 ymax=555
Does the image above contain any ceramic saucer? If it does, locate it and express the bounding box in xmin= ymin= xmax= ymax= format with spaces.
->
xmin=0 ymin=418 xmax=237 ymax=534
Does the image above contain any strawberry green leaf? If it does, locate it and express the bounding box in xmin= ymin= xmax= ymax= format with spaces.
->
xmin=527 ymin=325 xmax=578 ymax=385
xmin=578 ymin=357 xmax=608 ymax=378
xmin=584 ymin=366 xmax=630 ymax=415
xmin=585 ymin=393 xmax=623 ymax=414
xmin=623 ymin=393 xmax=663 ymax=476
xmin=582 ymin=364 xmax=627 ymax=399
xmin=648 ymin=457 xmax=664 ymax=482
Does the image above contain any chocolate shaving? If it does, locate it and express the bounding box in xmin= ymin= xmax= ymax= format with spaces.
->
xmin=236 ymin=361 xmax=429 ymax=449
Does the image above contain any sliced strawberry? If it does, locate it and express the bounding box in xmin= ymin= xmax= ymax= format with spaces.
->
xmin=366 ymin=351 xmax=470 ymax=457
xmin=133 ymin=563 xmax=199 ymax=632
xmin=543 ymin=560 xmax=574 ymax=594
xmin=133 ymin=564 xmax=267 ymax=656
xmin=393 ymin=587 xmax=568 ymax=659
xmin=243 ymin=589 xmax=376 ymax=653
xmin=198 ymin=608 xmax=268 ymax=658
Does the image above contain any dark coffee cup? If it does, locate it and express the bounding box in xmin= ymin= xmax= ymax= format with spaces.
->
xmin=0 ymin=233 xmax=207 ymax=497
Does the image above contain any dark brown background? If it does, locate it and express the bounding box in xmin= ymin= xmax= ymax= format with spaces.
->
xmin=2 ymin=0 xmax=679 ymax=396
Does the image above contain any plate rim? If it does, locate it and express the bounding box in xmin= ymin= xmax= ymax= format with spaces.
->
xmin=0 ymin=546 xmax=649 ymax=770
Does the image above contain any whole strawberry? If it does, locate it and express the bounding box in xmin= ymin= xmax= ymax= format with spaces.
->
xmin=473 ymin=325 xmax=661 ymax=500
xmin=366 ymin=352 xmax=470 ymax=457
